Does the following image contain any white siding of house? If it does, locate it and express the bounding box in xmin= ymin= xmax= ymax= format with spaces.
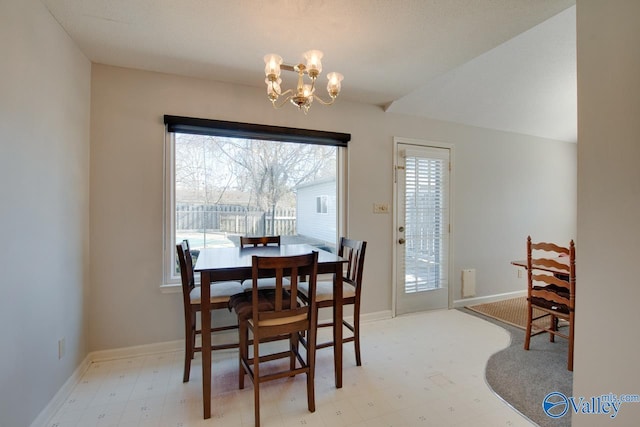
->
xmin=296 ymin=180 xmax=337 ymax=246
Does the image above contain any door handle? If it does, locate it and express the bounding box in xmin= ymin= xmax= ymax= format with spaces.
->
xmin=398 ymin=238 xmax=406 ymax=244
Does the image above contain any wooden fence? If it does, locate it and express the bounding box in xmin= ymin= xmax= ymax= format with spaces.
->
xmin=176 ymin=203 xmax=296 ymax=236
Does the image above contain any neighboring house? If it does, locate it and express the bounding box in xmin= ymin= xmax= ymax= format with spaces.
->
xmin=296 ymin=178 xmax=336 ymax=250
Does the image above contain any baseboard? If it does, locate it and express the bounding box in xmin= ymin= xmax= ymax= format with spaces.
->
xmin=89 ymin=339 xmax=184 ymax=362
xmin=359 ymin=309 xmax=393 ymax=323
xmin=30 ymin=354 xmax=92 ymax=427
xmin=452 ymin=290 xmax=526 ymax=309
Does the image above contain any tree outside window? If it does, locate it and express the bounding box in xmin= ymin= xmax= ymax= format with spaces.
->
xmin=174 ymin=133 xmax=337 ymax=251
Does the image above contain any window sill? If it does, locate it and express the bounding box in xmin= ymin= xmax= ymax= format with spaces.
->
xmin=160 ymin=283 xmax=181 ymax=294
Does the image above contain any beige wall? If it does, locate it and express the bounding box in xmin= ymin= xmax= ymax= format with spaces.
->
xmin=89 ymin=64 xmax=576 ymax=351
xmin=0 ymin=1 xmax=91 ymax=426
xmin=574 ymin=0 xmax=640 ymax=425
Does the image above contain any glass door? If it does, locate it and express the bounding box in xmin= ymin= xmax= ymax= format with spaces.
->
xmin=395 ymin=142 xmax=450 ymax=315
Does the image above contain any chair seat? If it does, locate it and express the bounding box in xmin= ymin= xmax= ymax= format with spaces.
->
xmin=190 ymin=281 xmax=244 ymax=304
xmin=531 ymin=284 xmax=570 ymax=314
xmin=241 ymin=277 xmax=291 ymax=292
xmin=299 ymin=280 xmax=356 ymax=302
xmin=530 ymin=297 xmax=570 ymax=314
xmin=228 ymin=289 xmax=297 ymax=321
xmin=249 ymin=313 xmax=308 ymax=327
xmin=533 ymin=284 xmax=570 ymax=299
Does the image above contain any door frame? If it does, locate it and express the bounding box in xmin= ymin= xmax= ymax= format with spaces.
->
xmin=392 ymin=137 xmax=455 ymax=317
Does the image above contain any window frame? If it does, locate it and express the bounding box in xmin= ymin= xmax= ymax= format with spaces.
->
xmin=161 ymin=116 xmax=350 ymax=289
xmin=316 ymin=195 xmax=329 ymax=214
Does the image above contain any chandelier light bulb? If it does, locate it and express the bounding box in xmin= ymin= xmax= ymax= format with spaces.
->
xmin=303 ymin=50 xmax=323 ymax=78
xmin=326 ymin=72 xmax=343 ymax=97
xmin=264 ymin=54 xmax=282 ymax=78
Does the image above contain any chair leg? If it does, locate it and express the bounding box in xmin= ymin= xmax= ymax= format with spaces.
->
xmin=183 ymin=312 xmax=193 ymax=383
xmin=353 ymin=302 xmax=362 ymax=366
xmin=307 ymin=316 xmax=317 ymax=413
xmin=568 ymin=313 xmax=575 ymax=371
xmin=191 ymin=312 xmax=197 ymax=359
xmin=253 ymin=332 xmax=261 ymax=427
xmin=306 ymin=367 xmax=315 ymax=413
xmin=549 ymin=315 xmax=557 ymax=342
xmin=524 ymin=301 xmax=533 ymax=350
xmin=290 ymin=332 xmax=299 ymax=374
xmin=239 ymin=320 xmax=247 ymax=389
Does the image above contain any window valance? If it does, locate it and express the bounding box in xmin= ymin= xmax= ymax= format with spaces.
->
xmin=164 ymin=115 xmax=350 ymax=147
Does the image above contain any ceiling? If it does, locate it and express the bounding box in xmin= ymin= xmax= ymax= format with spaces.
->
xmin=42 ymin=0 xmax=577 ymax=142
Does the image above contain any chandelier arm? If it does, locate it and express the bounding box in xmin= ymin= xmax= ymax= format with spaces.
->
xmin=309 ymin=77 xmax=317 ymax=95
xmin=312 ymin=95 xmax=337 ymax=106
xmin=272 ymin=93 xmax=294 ymax=109
xmin=272 ymin=87 xmax=294 ymax=98
xmin=268 ymin=79 xmax=281 ymax=96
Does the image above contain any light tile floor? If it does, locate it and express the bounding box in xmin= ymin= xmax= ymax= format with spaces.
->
xmin=47 ymin=309 xmax=533 ymax=427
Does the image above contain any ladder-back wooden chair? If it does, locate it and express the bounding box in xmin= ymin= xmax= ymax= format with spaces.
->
xmin=524 ymin=236 xmax=576 ymax=371
xmin=229 ymin=252 xmax=319 ymax=427
xmin=176 ymin=240 xmax=244 ymax=382
xmin=299 ymin=237 xmax=367 ymax=366
xmin=239 ymin=235 xmax=288 ymax=291
xmin=240 ymin=235 xmax=281 ymax=248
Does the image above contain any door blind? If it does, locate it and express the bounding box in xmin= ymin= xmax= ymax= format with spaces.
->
xmin=403 ymin=150 xmax=449 ymax=293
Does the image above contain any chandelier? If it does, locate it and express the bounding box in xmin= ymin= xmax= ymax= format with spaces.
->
xmin=264 ymin=50 xmax=343 ymax=113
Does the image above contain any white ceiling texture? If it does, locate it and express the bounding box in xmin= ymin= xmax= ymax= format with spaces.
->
xmin=42 ymin=0 xmax=577 ymax=142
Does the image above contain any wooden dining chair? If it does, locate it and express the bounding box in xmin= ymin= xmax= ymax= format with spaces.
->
xmin=239 ymin=235 xmax=289 ymax=291
xmin=176 ymin=240 xmax=244 ymax=382
xmin=239 ymin=235 xmax=281 ymax=248
xmin=299 ymin=237 xmax=367 ymax=366
xmin=229 ymin=252 xmax=319 ymax=427
xmin=524 ymin=236 xmax=576 ymax=371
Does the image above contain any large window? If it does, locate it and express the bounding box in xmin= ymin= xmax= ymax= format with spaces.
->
xmin=163 ymin=116 xmax=350 ymax=285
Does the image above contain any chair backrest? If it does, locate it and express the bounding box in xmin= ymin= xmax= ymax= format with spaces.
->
xmin=250 ymin=252 xmax=318 ymax=325
xmin=240 ymin=235 xmax=281 ymax=248
xmin=338 ymin=237 xmax=367 ymax=293
xmin=176 ymin=240 xmax=195 ymax=307
xmin=526 ymin=236 xmax=575 ymax=311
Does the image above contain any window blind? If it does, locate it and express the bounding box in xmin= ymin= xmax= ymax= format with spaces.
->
xmin=403 ymin=148 xmax=449 ymax=293
xmin=164 ymin=115 xmax=350 ymax=147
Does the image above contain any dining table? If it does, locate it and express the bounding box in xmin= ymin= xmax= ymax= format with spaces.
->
xmin=194 ymin=243 xmax=347 ymax=419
